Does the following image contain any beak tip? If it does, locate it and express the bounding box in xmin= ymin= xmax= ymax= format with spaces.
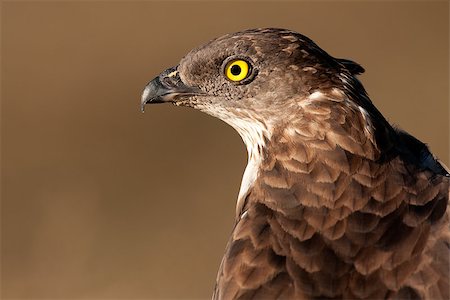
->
xmin=140 ymin=76 xmax=168 ymax=111
xmin=140 ymin=85 xmax=151 ymax=111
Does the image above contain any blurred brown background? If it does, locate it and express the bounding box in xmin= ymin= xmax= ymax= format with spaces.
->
xmin=1 ymin=1 xmax=448 ymax=299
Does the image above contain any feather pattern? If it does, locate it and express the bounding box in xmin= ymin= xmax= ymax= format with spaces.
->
xmin=213 ymin=80 xmax=449 ymax=300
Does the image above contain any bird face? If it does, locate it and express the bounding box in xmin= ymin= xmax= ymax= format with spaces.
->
xmin=141 ymin=28 xmax=343 ymax=129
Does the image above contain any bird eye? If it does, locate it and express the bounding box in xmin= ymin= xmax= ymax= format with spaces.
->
xmin=225 ymin=59 xmax=250 ymax=82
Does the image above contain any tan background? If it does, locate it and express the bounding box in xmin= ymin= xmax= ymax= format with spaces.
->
xmin=1 ymin=1 xmax=449 ymax=299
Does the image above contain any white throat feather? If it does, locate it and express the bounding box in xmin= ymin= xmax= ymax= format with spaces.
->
xmin=229 ymin=118 xmax=270 ymax=217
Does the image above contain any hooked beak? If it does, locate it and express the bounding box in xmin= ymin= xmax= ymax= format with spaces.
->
xmin=140 ymin=66 xmax=202 ymax=112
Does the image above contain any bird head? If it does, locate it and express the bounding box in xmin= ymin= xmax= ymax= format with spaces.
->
xmin=141 ymin=28 xmax=377 ymax=156
xmin=143 ymin=29 xmax=359 ymax=113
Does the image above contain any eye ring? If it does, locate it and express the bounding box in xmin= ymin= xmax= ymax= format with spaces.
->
xmin=222 ymin=57 xmax=256 ymax=84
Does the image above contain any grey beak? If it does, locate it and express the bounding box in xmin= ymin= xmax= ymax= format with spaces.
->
xmin=140 ymin=66 xmax=202 ymax=112
xmin=141 ymin=76 xmax=171 ymax=109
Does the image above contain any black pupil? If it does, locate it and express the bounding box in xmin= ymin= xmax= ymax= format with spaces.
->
xmin=230 ymin=64 xmax=241 ymax=76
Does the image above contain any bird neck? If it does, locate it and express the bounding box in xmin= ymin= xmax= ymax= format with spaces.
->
xmin=233 ymin=86 xmax=400 ymax=218
xmin=232 ymin=117 xmax=272 ymax=217
xmin=234 ymin=93 xmax=382 ymax=217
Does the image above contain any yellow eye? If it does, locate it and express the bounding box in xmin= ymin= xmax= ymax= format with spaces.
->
xmin=225 ymin=59 xmax=250 ymax=82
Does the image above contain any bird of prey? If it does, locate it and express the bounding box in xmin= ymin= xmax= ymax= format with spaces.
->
xmin=141 ymin=28 xmax=449 ymax=299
